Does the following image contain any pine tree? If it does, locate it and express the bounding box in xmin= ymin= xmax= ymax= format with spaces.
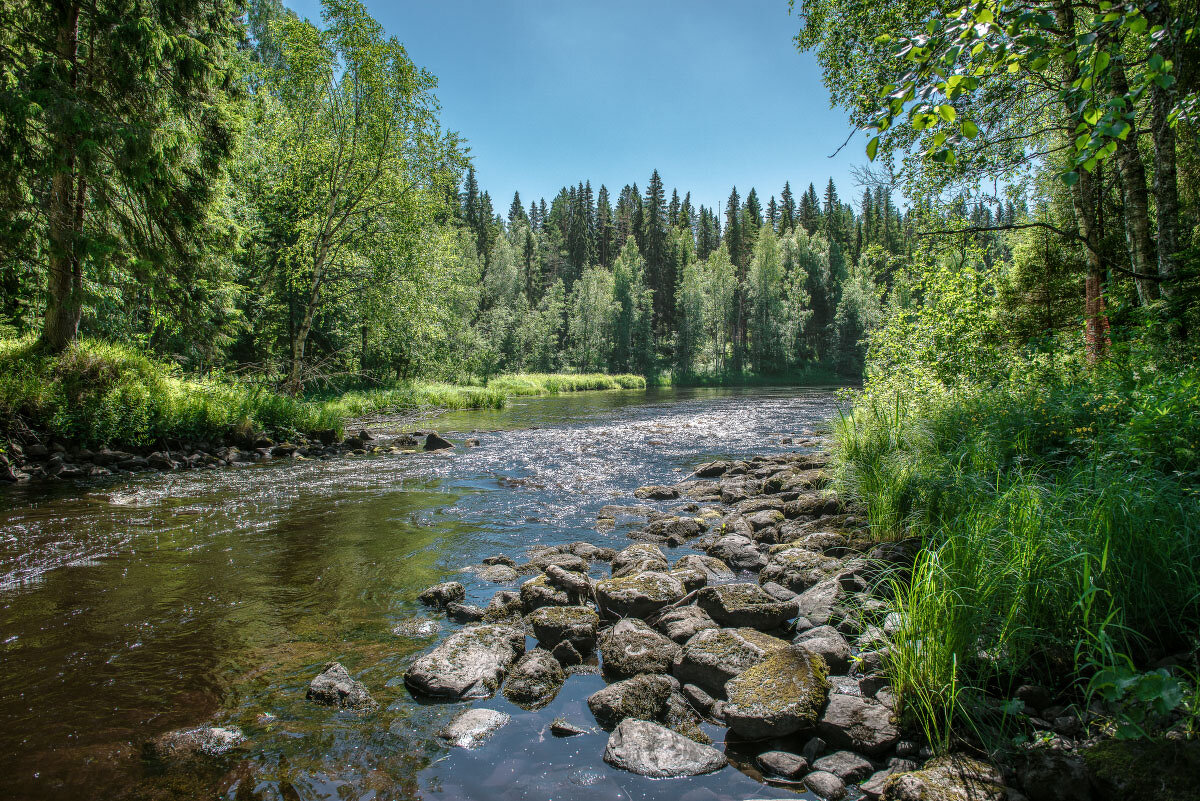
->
xmin=800 ymin=183 xmax=820 ymax=234
xmin=780 ymin=182 xmax=797 ymax=232
xmin=767 ymin=196 xmax=779 ymax=230
xmin=509 ymin=191 xmax=527 ymax=226
xmin=642 ymin=170 xmax=672 ymax=331
xmin=725 ymin=187 xmax=747 ymax=369
xmin=596 ymin=184 xmax=615 ymax=268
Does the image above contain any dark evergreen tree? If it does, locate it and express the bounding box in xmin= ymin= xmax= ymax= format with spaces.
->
xmin=596 ymin=184 xmax=616 ymax=268
xmin=508 ymin=191 xmax=527 ymax=226
xmin=780 ymin=181 xmax=797 ymax=232
xmin=642 ymin=170 xmax=672 ymax=330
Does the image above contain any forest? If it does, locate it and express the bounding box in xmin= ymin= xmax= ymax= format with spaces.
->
xmin=1 ymin=0 xmax=1199 ymax=798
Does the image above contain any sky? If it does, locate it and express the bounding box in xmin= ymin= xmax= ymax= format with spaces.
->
xmin=285 ymin=0 xmax=867 ymax=215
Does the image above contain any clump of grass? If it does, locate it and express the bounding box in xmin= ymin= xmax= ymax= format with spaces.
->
xmin=486 ymin=372 xmax=645 ymax=395
xmin=838 ymin=363 xmax=1200 ymax=750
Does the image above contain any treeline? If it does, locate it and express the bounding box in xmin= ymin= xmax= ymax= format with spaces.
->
xmin=455 ymin=169 xmax=967 ymax=379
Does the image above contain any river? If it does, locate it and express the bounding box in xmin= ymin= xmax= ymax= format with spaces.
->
xmin=0 ymin=386 xmax=843 ymax=801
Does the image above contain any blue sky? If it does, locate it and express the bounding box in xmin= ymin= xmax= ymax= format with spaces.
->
xmin=286 ymin=0 xmax=866 ymax=215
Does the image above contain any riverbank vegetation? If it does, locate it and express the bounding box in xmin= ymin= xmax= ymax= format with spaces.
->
xmin=796 ymin=0 xmax=1200 ymax=754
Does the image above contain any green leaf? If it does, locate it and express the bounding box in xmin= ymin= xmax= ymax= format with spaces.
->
xmin=937 ymin=104 xmax=957 ymax=122
xmin=1061 ymin=171 xmax=1080 ymax=186
xmin=867 ymin=136 xmax=880 ymax=161
xmin=962 ymin=119 xmax=979 ymax=139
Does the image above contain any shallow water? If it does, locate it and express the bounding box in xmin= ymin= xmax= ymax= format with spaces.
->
xmin=0 ymin=386 xmax=844 ymax=800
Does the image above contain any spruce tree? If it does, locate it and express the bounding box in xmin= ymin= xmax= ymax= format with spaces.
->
xmin=595 ymin=184 xmax=615 ymax=268
xmin=509 ymin=191 xmax=527 ymax=226
xmin=780 ymin=182 xmax=797 ymax=232
xmin=642 ymin=170 xmax=671 ymax=330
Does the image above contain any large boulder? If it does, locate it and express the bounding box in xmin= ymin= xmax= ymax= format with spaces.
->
xmin=672 ymin=627 xmax=789 ymax=697
xmin=417 ymin=581 xmax=465 ymax=608
xmin=703 ymin=534 xmax=768 ymax=572
xmin=693 ymin=460 xmax=731 ymax=478
xmin=519 ymin=574 xmax=586 ymax=612
xmin=882 ymin=754 xmax=1022 ymax=801
xmin=638 ymin=515 xmax=703 ymax=544
xmin=653 ymin=605 xmax=719 ymax=643
xmin=673 ymin=553 xmax=734 ymax=580
xmin=696 ymin=583 xmax=796 ymax=630
xmin=761 ymin=548 xmax=840 ymax=593
xmin=600 ymin=619 xmax=682 ymax=678
xmin=587 ymin=673 xmax=676 ymax=728
xmin=634 ymin=485 xmax=680 ymax=500
xmin=530 ymin=551 xmax=590 ymax=574
xmin=817 ymin=694 xmax=900 ymax=756
xmin=603 ymin=718 xmax=727 ymax=778
xmin=478 ymin=564 xmax=519 ymax=583
xmin=795 ymin=625 xmax=853 ymax=673
xmin=503 ymin=649 xmax=565 ymax=709
xmin=306 ymin=662 xmax=376 ymax=710
xmin=595 ymin=571 xmax=686 ymax=619
xmin=813 ymin=750 xmax=875 ymax=783
xmin=722 ymin=645 xmax=829 ymax=739
xmin=436 ymin=708 xmax=510 ymax=748
xmin=795 ymin=578 xmax=846 ymax=627
xmin=527 ymin=604 xmax=599 ymax=651
xmin=611 ymin=543 xmax=669 ymax=577
xmin=404 ymin=624 xmax=525 ymax=699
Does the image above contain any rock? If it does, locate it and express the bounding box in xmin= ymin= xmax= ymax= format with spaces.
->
xmin=813 ymin=750 xmax=874 ymax=783
xmin=761 ymin=548 xmax=839 ymax=593
xmin=639 ymin=516 xmax=703 ymax=543
xmin=681 ymin=683 xmax=719 ymax=716
xmin=1014 ymin=684 xmax=1055 ymax=715
xmin=1016 ymin=749 xmax=1091 ymax=801
xmin=527 ymin=604 xmax=599 ymax=651
xmin=882 ymin=754 xmax=1021 ymax=801
xmin=146 ymin=726 xmax=245 ymax=766
xmin=306 ymin=662 xmax=376 ymax=710
xmin=392 ymin=618 xmax=441 ymax=638
xmin=693 ymin=460 xmax=731 ymax=478
xmin=445 ymin=602 xmax=485 ymax=623
xmin=669 ymin=567 xmax=708 ymax=591
xmin=551 ymin=639 xmax=586 ymax=666
xmin=746 ymin=509 xmax=786 ymax=530
xmin=784 ymin=491 xmax=841 ymax=518
xmin=503 ymin=649 xmax=565 ymax=708
xmin=696 ymin=583 xmax=796 ymax=630
xmin=672 ymin=627 xmax=789 ymax=696
xmin=566 ymin=541 xmax=617 ymax=561
xmin=611 ymin=543 xmax=669 ymax=576
xmin=404 ymin=624 xmax=524 ymax=699
xmin=635 ymin=485 xmax=680 ymax=500
xmin=862 ymin=769 xmax=895 ymax=800
xmin=720 ymin=478 xmax=762 ymax=504
xmin=794 ymin=578 xmax=846 ymax=627
xmin=722 ymin=645 xmax=829 ymax=739
xmin=436 ymin=708 xmax=510 ymax=748
xmin=662 ymin=688 xmax=711 ymax=744
xmin=761 ymin=580 xmax=799 ymax=602
xmin=479 ymin=564 xmax=519 ymax=583
xmin=674 ymin=554 xmax=734 ymax=580
xmin=531 ymin=551 xmax=590 ymax=574
xmin=595 ymin=571 xmax=686 ymax=619
xmin=418 ymin=581 xmax=465 ymax=608
xmin=600 ymin=618 xmax=682 ymax=678
xmin=588 ymin=673 xmax=676 ymax=728
xmin=483 ymin=554 xmax=516 ymax=567
xmin=757 ymin=750 xmax=810 ymax=779
xmin=550 ymin=718 xmax=589 ymax=737
xmin=818 ymin=695 xmax=900 ymax=756
xmin=704 ymin=534 xmax=768 ymax=571
xmin=603 ymin=718 xmax=727 ymax=777
xmin=795 ymin=625 xmax=853 ymax=673
xmin=544 ymin=563 xmax=591 ymax=594
xmin=805 ymin=770 xmax=848 ymax=799
xmin=1082 ymin=738 xmax=1200 ymax=801
xmin=424 ymin=432 xmax=453 ymax=451
xmin=520 ymin=574 xmax=585 ymax=612
xmin=653 ymin=605 xmax=718 ymax=643
xmin=483 ymin=589 xmax=522 ymax=620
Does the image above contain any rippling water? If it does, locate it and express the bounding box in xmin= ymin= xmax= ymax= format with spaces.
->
xmin=0 ymin=386 xmax=843 ymax=801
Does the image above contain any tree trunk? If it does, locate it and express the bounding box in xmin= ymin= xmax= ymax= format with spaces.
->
xmin=1110 ymin=57 xmax=1159 ymax=305
xmin=1074 ymin=168 xmax=1111 ymax=364
xmin=41 ymin=1 xmax=84 ymax=352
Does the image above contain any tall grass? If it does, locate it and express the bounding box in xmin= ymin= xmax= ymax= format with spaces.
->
xmin=837 ymin=367 xmax=1200 ymax=749
xmin=486 ymin=372 xmax=645 ymax=395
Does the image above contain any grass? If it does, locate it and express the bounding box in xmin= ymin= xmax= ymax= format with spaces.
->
xmin=670 ymin=364 xmax=850 ymax=387
xmin=0 ymin=339 xmax=650 ymax=449
xmin=835 ymin=362 xmax=1200 ymax=751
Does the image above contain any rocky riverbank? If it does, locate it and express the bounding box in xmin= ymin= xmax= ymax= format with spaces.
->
xmin=0 ymin=428 xmax=465 ymax=484
xmin=151 ymin=446 xmax=1199 ymax=801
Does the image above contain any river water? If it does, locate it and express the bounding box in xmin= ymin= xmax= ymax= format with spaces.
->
xmin=0 ymin=386 xmax=843 ymax=801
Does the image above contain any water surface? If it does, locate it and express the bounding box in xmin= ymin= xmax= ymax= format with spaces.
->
xmin=0 ymin=386 xmax=842 ymax=800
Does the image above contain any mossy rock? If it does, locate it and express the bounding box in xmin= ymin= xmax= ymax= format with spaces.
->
xmin=722 ymin=646 xmax=829 ymax=739
xmin=881 ymin=754 xmax=1015 ymax=801
xmin=1083 ymin=738 xmax=1200 ymax=801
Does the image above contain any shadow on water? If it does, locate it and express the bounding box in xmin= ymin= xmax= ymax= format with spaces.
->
xmin=0 ymin=386 xmax=844 ymax=800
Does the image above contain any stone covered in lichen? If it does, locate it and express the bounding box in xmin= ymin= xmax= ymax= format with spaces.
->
xmin=594 ymin=571 xmax=685 ymax=618
xmin=672 ymin=626 xmax=789 ymax=696
xmin=722 ymin=645 xmax=828 ymax=739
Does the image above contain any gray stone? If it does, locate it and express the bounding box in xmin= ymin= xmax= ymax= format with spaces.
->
xmin=404 ymin=624 xmax=524 ymax=699
xmin=805 ymin=769 xmax=848 ymax=799
xmin=795 ymin=578 xmax=845 ymax=627
xmin=722 ymin=645 xmax=829 ymax=739
xmin=550 ymin=718 xmax=589 ymax=737
xmin=795 ymin=625 xmax=853 ymax=673
xmin=681 ymin=683 xmax=719 ymax=716
xmin=704 ymin=534 xmax=767 ymax=571
xmin=483 ymin=554 xmax=516 ymax=567
xmin=527 ymin=604 xmax=599 ymax=650
xmin=600 ymin=618 xmax=682 ymax=678
xmin=882 ymin=754 xmax=1019 ymax=801
xmin=746 ymin=509 xmax=786 ymax=530
xmin=519 ymin=574 xmax=585 ymax=612
xmin=816 ymin=694 xmax=899 ymax=756
xmin=603 ymin=718 xmax=727 ymax=777
xmin=503 ymin=649 xmax=565 ymax=708
xmin=531 ymin=550 xmax=590 ymax=574
xmin=696 ymin=583 xmax=796 ymax=630
xmin=672 ymin=627 xmax=789 ymax=697
xmin=478 ymin=564 xmax=519 ymax=583
xmin=436 ymin=708 xmax=509 ymax=748
xmin=595 ymin=571 xmax=686 ymax=619
xmin=424 ymin=432 xmax=453 ymax=451
xmin=673 ymin=553 xmax=734 ymax=580
xmin=813 ymin=750 xmax=874 ymax=783
xmin=761 ymin=547 xmax=839 ymax=593
xmin=307 ymin=662 xmax=376 ymax=710
xmin=146 ymin=726 xmax=245 ymax=766
xmin=653 ymin=605 xmax=718 ymax=643
xmin=611 ymin=543 xmax=669 ymax=576
xmin=588 ymin=673 xmax=677 ymax=728
xmin=639 ymin=515 xmax=703 ymax=543
xmin=634 ymin=484 xmax=680 ymax=500
xmin=693 ymin=460 xmax=731 ymax=478
xmin=418 ymin=581 xmax=465 ymax=608
xmin=445 ymin=602 xmax=485 ymax=623
xmin=483 ymin=589 xmax=522 ymax=620
xmin=757 ymin=750 xmax=809 ymax=779
xmin=544 ymin=563 xmax=591 ymax=594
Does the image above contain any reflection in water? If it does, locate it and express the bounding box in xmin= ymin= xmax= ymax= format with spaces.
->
xmin=0 ymin=386 xmax=842 ymax=800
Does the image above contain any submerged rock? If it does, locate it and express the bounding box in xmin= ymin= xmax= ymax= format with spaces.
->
xmin=672 ymin=626 xmax=789 ymax=697
xmin=418 ymin=581 xmax=465 ymax=609
xmin=404 ymin=624 xmax=525 ymax=699
xmin=504 ymin=648 xmax=565 ymax=708
xmin=595 ymin=571 xmax=686 ymax=619
xmin=588 ymin=673 xmax=676 ymax=728
xmin=722 ymin=645 xmax=829 ymax=739
xmin=436 ymin=708 xmax=510 ymax=748
xmin=600 ymin=618 xmax=682 ymax=678
xmin=445 ymin=602 xmax=485 ymax=623
xmin=696 ymin=583 xmax=796 ymax=630
xmin=146 ymin=726 xmax=246 ymax=766
xmin=602 ymin=718 xmax=727 ymax=778
xmin=306 ymin=662 xmax=376 ymax=710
